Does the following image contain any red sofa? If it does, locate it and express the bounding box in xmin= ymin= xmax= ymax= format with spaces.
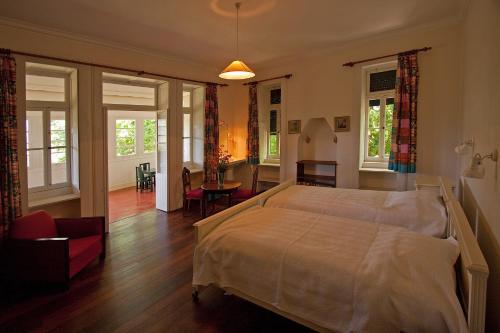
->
xmin=4 ymin=210 xmax=105 ymax=286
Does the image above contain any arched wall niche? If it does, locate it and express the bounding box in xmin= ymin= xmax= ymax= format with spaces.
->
xmin=297 ymin=117 xmax=337 ymax=162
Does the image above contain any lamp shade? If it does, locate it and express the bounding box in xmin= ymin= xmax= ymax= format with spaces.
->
xmin=219 ymin=60 xmax=255 ymax=80
xmin=463 ymin=154 xmax=485 ymax=179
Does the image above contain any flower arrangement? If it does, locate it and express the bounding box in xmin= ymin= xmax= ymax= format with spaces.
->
xmin=216 ymin=145 xmax=232 ymax=173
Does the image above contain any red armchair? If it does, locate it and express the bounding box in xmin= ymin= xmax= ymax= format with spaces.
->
xmin=5 ymin=210 xmax=105 ymax=286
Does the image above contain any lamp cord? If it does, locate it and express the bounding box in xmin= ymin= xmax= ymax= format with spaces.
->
xmin=235 ymin=2 xmax=241 ymax=59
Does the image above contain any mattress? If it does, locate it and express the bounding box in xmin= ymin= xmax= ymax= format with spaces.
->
xmin=264 ymin=185 xmax=447 ymax=237
xmin=193 ymin=206 xmax=466 ymax=333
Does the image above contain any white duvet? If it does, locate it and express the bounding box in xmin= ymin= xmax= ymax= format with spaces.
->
xmin=264 ymin=185 xmax=447 ymax=237
xmin=193 ymin=207 xmax=467 ymax=333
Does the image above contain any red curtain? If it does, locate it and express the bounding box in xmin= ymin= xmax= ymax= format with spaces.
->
xmin=0 ymin=49 xmax=22 ymax=235
xmin=388 ymin=51 xmax=419 ymax=173
xmin=246 ymin=83 xmax=259 ymax=165
xmin=203 ymin=84 xmax=219 ymax=182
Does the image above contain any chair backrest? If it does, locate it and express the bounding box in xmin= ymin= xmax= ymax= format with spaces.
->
xmin=9 ymin=210 xmax=58 ymax=239
xmin=139 ymin=162 xmax=150 ymax=171
xmin=136 ymin=167 xmax=146 ymax=181
xmin=182 ymin=167 xmax=191 ymax=196
xmin=251 ymin=166 xmax=259 ymax=194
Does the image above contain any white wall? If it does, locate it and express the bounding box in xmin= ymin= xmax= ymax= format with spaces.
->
xmin=244 ymin=22 xmax=463 ymax=189
xmin=460 ymin=0 xmax=500 ymax=330
xmin=107 ymin=110 xmax=157 ymax=190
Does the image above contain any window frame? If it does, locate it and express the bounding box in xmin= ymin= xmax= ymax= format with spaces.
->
xmin=26 ymin=70 xmax=72 ymax=193
xmin=265 ymin=85 xmax=281 ymax=162
xmin=114 ymin=119 xmax=137 ymax=157
xmin=182 ymin=88 xmax=194 ymax=164
xmin=361 ymin=63 xmax=396 ymax=168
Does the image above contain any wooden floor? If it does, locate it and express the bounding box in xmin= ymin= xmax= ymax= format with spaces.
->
xmin=0 ymin=209 xmax=311 ymax=333
xmin=108 ymin=187 xmax=156 ymax=223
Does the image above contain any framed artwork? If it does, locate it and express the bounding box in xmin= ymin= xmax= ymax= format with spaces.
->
xmin=288 ymin=120 xmax=301 ymax=134
xmin=334 ymin=116 xmax=350 ymax=132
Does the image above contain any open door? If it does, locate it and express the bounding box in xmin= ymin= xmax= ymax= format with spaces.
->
xmin=156 ymin=82 xmax=169 ymax=211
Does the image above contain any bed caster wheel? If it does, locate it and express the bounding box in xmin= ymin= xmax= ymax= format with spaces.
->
xmin=192 ymin=290 xmax=199 ymax=302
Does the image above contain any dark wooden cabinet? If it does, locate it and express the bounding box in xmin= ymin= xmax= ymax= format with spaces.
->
xmin=296 ymin=160 xmax=337 ymax=187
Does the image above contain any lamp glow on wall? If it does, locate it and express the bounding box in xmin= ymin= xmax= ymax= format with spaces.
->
xmin=219 ymin=2 xmax=255 ymax=80
xmin=463 ymin=149 xmax=498 ymax=179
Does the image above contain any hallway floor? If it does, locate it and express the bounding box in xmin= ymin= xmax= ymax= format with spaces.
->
xmin=108 ymin=186 xmax=156 ymax=223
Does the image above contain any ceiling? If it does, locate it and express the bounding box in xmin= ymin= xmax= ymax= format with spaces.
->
xmin=0 ymin=0 xmax=463 ymax=69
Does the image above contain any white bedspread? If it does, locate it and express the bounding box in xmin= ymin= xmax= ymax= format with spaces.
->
xmin=264 ymin=185 xmax=447 ymax=237
xmin=193 ymin=207 xmax=466 ymax=333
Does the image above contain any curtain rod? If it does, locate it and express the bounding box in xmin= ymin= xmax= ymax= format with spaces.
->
xmin=243 ymin=74 xmax=292 ymax=86
xmin=3 ymin=49 xmax=228 ymax=87
xmin=342 ymin=47 xmax=432 ymax=67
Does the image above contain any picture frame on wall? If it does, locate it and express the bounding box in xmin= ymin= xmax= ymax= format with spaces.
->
xmin=334 ymin=116 xmax=350 ymax=132
xmin=288 ymin=120 xmax=301 ymax=134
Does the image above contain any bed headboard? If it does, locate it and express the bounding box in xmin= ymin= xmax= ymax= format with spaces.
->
xmin=440 ymin=177 xmax=489 ymax=333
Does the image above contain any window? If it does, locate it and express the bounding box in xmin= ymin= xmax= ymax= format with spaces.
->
xmin=115 ymin=119 xmax=136 ymax=156
xmin=183 ymin=89 xmax=193 ymax=163
xmin=103 ymin=82 xmax=156 ymax=106
xmin=362 ymin=65 xmax=396 ymax=167
xmin=26 ymin=71 xmax=71 ymax=191
xmin=267 ymin=88 xmax=281 ymax=161
xmin=143 ymin=119 xmax=157 ymax=154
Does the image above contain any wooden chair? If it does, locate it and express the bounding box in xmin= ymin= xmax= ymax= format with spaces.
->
xmin=140 ymin=162 xmax=155 ymax=187
xmin=231 ymin=165 xmax=259 ymax=204
xmin=136 ymin=167 xmax=152 ymax=192
xmin=182 ymin=167 xmax=204 ymax=215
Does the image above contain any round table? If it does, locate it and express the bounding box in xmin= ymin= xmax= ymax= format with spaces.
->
xmin=201 ymin=181 xmax=242 ymax=217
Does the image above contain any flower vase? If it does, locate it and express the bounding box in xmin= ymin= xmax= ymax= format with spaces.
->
xmin=217 ymin=170 xmax=225 ymax=187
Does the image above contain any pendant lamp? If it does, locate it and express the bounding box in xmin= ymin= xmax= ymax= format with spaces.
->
xmin=219 ymin=2 xmax=255 ymax=80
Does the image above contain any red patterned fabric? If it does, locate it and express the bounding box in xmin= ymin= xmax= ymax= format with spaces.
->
xmin=388 ymin=51 xmax=419 ymax=173
xmin=9 ymin=210 xmax=57 ymax=239
xmin=0 ymin=49 xmax=22 ymax=235
xmin=204 ymin=84 xmax=219 ymax=182
xmin=247 ymin=83 xmax=259 ymax=164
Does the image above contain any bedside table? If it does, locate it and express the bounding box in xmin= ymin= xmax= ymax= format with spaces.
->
xmin=415 ymin=175 xmax=455 ymax=192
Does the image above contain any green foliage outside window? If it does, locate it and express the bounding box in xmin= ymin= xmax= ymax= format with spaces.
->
xmin=269 ymin=133 xmax=278 ymax=156
xmin=367 ymin=100 xmax=394 ymax=158
xmin=116 ymin=119 xmax=136 ymax=156
xmin=367 ymin=104 xmax=380 ymax=157
xmin=144 ymin=119 xmax=157 ymax=153
xmin=384 ymin=103 xmax=394 ymax=156
xmin=50 ymin=120 xmax=66 ymax=163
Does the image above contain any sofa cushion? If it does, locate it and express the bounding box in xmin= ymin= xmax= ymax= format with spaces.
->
xmin=186 ymin=188 xmax=203 ymax=199
xmin=69 ymin=235 xmax=102 ymax=278
xmin=9 ymin=210 xmax=58 ymax=239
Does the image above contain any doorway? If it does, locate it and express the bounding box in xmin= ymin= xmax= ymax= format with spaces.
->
xmin=102 ymin=73 xmax=166 ymax=223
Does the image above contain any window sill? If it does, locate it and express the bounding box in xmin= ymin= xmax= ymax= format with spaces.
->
xmin=260 ymin=161 xmax=280 ymax=167
xmin=359 ymin=168 xmax=395 ymax=174
xmin=29 ymin=193 xmax=80 ymax=208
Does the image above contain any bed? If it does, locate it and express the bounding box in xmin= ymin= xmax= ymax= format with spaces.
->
xmin=192 ymin=179 xmax=489 ymax=333
xmin=264 ymin=184 xmax=447 ymax=237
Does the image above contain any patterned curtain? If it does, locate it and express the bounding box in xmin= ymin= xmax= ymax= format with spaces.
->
xmin=0 ymin=49 xmax=22 ymax=235
xmin=203 ymin=84 xmax=219 ymax=182
xmin=247 ymin=83 xmax=259 ymax=165
xmin=388 ymin=51 xmax=419 ymax=173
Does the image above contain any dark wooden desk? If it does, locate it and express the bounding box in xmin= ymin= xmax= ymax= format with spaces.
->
xmin=296 ymin=160 xmax=337 ymax=187
xmin=201 ymin=181 xmax=242 ymax=218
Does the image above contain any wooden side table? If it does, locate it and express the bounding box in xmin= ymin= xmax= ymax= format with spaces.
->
xmin=201 ymin=181 xmax=242 ymax=218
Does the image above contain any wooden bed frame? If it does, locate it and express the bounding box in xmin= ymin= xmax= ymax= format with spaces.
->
xmin=192 ymin=178 xmax=489 ymax=333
